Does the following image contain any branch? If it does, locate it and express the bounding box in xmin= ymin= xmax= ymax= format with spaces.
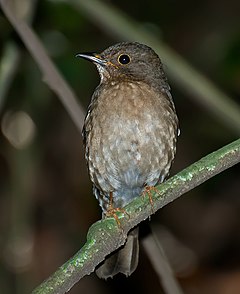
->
xmin=32 ymin=138 xmax=240 ymax=294
xmin=142 ymin=231 xmax=184 ymax=294
xmin=0 ymin=0 xmax=36 ymax=111
xmin=0 ymin=0 xmax=85 ymax=133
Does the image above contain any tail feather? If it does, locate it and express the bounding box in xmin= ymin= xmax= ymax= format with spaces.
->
xmin=96 ymin=227 xmax=139 ymax=279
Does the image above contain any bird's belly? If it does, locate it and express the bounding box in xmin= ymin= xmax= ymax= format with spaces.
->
xmin=88 ymin=118 xmax=173 ymax=204
xmin=86 ymin=81 xmax=177 ymax=207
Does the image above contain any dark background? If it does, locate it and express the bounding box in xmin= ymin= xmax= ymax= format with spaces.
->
xmin=0 ymin=0 xmax=240 ymax=293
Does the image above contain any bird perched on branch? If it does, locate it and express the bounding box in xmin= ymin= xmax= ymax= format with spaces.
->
xmin=77 ymin=42 xmax=178 ymax=279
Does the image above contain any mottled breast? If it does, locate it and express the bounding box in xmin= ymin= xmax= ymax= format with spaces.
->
xmin=83 ymin=80 xmax=178 ymax=207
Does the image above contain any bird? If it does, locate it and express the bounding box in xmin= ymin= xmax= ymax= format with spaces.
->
xmin=77 ymin=42 xmax=179 ymax=279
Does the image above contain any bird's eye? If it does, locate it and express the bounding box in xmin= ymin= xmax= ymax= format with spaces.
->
xmin=118 ymin=54 xmax=131 ymax=65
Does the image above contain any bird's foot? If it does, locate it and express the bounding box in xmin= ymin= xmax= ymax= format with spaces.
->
xmin=142 ymin=185 xmax=159 ymax=213
xmin=106 ymin=206 xmax=130 ymax=229
xmin=106 ymin=192 xmax=130 ymax=229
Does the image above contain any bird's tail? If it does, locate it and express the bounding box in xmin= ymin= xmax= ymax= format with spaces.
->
xmin=96 ymin=227 xmax=139 ymax=279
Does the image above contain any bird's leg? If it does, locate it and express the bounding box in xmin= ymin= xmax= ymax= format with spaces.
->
xmin=106 ymin=192 xmax=130 ymax=229
xmin=142 ymin=185 xmax=160 ymax=213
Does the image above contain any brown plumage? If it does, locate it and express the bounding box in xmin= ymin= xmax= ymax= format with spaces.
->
xmin=77 ymin=42 xmax=178 ymax=279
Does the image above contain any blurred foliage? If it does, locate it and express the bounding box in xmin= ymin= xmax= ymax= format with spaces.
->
xmin=0 ymin=0 xmax=239 ymax=293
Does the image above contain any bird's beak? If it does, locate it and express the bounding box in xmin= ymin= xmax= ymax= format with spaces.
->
xmin=75 ymin=52 xmax=107 ymax=65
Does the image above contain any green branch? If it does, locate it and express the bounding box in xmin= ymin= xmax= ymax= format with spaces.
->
xmin=32 ymin=138 xmax=240 ymax=294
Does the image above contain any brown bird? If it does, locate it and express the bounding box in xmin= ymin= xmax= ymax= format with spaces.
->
xmin=77 ymin=42 xmax=178 ymax=279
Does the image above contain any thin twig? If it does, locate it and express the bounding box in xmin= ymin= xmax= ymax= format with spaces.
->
xmin=0 ymin=0 xmax=85 ymax=133
xmin=32 ymin=139 xmax=240 ymax=294
xmin=0 ymin=0 xmax=36 ymax=111
xmin=0 ymin=42 xmax=20 ymax=111
xmin=142 ymin=231 xmax=185 ymax=294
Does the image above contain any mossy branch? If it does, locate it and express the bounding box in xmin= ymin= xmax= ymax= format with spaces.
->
xmin=32 ymin=138 xmax=240 ymax=294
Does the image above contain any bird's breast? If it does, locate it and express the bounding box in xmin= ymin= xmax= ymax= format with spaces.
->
xmin=84 ymin=80 xmax=177 ymax=199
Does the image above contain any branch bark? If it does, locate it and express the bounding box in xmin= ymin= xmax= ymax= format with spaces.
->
xmin=32 ymin=138 xmax=240 ymax=294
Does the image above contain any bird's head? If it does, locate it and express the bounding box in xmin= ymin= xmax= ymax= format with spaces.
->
xmin=76 ymin=42 xmax=168 ymax=89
